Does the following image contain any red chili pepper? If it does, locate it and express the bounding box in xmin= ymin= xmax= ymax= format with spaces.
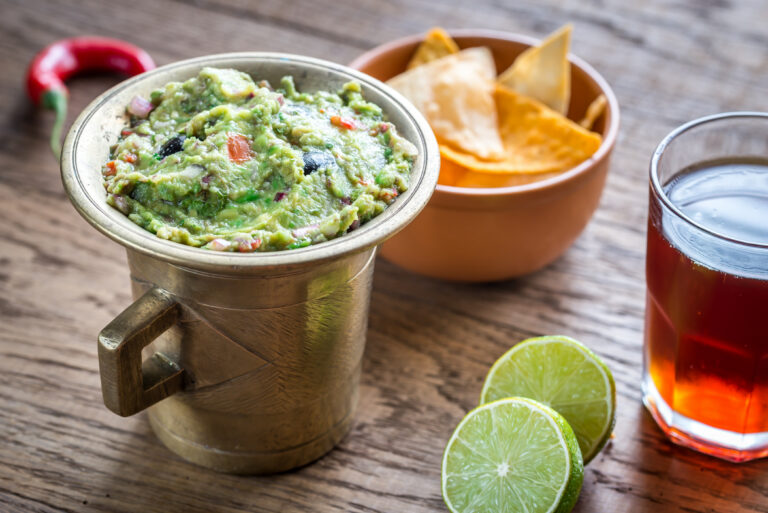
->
xmin=25 ymin=37 xmax=155 ymax=158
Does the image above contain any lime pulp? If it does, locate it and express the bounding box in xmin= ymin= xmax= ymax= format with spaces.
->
xmin=442 ymin=397 xmax=584 ymax=513
xmin=480 ymin=335 xmax=616 ymax=464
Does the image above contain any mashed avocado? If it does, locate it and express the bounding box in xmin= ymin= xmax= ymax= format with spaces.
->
xmin=103 ymin=67 xmax=417 ymax=252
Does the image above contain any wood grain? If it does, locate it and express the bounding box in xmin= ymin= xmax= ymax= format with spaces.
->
xmin=1 ymin=0 xmax=767 ymax=511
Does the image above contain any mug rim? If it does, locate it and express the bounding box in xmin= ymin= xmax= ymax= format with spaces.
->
xmin=60 ymin=52 xmax=440 ymax=272
xmin=650 ymin=111 xmax=768 ymax=250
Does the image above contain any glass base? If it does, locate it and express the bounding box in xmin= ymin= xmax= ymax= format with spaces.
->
xmin=642 ymin=373 xmax=768 ymax=462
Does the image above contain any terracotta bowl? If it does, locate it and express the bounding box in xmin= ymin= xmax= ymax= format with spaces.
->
xmin=349 ymin=30 xmax=620 ymax=282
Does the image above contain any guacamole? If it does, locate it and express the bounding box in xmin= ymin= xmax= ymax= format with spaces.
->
xmin=103 ymin=67 xmax=417 ymax=252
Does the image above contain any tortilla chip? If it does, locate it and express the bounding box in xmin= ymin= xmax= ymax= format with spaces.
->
xmin=407 ymin=28 xmax=460 ymax=69
xmin=388 ymin=47 xmax=504 ymax=160
xmin=498 ymin=24 xmax=572 ymax=114
xmin=437 ymin=151 xmax=561 ymax=187
xmin=453 ymin=171 xmax=561 ymax=188
xmin=439 ymin=84 xmax=601 ymax=185
xmin=437 ymin=157 xmax=469 ymax=186
xmin=579 ymin=94 xmax=608 ymax=130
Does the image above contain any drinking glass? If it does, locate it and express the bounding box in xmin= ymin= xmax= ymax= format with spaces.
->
xmin=643 ymin=112 xmax=768 ymax=462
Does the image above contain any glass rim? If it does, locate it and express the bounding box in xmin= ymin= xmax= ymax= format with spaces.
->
xmin=650 ymin=111 xmax=768 ymax=250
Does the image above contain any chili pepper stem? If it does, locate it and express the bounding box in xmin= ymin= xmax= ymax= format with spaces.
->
xmin=42 ymin=90 xmax=67 ymax=159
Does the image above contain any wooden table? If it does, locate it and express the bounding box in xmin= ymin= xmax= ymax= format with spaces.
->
xmin=2 ymin=0 xmax=767 ymax=511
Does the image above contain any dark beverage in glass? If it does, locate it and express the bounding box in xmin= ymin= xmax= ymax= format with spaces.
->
xmin=644 ymin=114 xmax=768 ymax=462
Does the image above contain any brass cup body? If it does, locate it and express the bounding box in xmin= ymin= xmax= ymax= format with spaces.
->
xmin=129 ymin=248 xmax=375 ymax=474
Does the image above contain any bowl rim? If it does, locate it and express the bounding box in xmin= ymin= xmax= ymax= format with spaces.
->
xmin=60 ymin=52 xmax=440 ymax=273
xmin=349 ymin=29 xmax=620 ymax=199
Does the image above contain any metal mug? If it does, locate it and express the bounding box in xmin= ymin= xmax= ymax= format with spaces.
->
xmin=60 ymin=53 xmax=439 ymax=474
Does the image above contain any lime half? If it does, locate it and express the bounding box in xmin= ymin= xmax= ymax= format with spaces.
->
xmin=480 ymin=336 xmax=616 ymax=464
xmin=442 ymin=397 xmax=583 ymax=513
